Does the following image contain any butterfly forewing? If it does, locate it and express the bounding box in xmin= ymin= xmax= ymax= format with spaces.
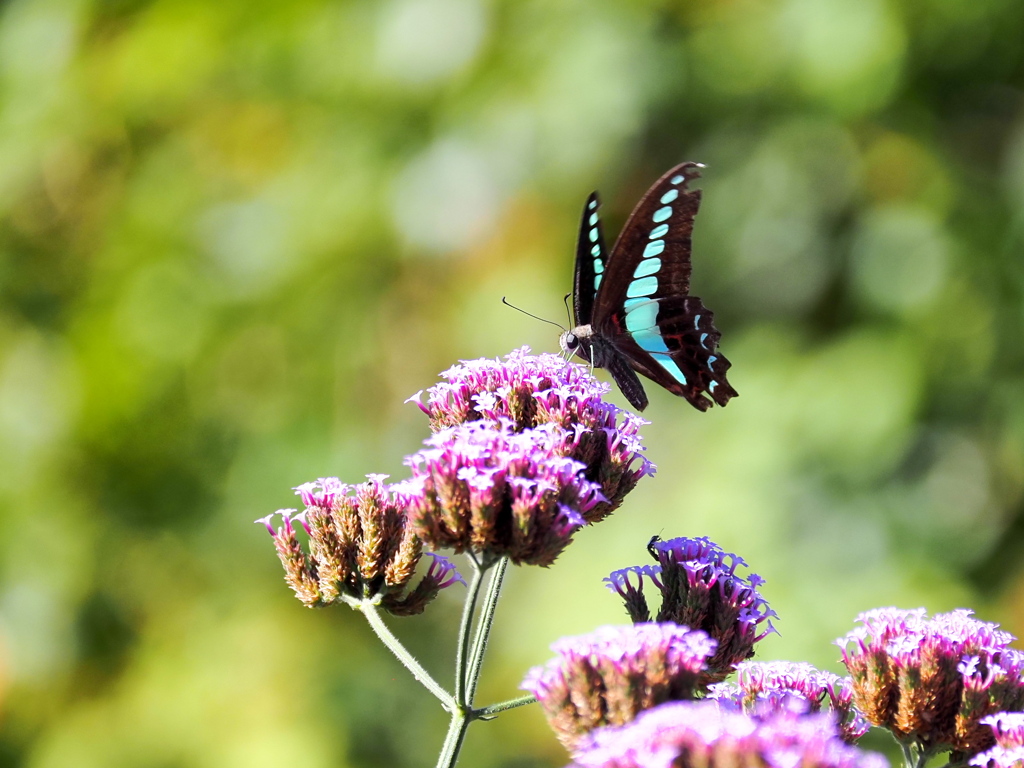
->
xmin=572 ymin=191 xmax=608 ymax=327
xmin=593 ymin=162 xmax=701 ymax=321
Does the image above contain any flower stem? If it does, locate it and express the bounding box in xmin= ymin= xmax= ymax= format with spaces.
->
xmin=436 ymin=555 xmax=513 ymax=768
xmin=897 ymin=740 xmax=936 ymax=768
xmin=899 ymin=741 xmax=914 ymax=768
xmin=436 ymin=706 xmax=470 ymax=768
xmin=465 ymin=556 xmax=509 ymax=703
xmin=474 ymin=694 xmax=536 ymax=718
xmin=453 ymin=555 xmax=487 ymax=704
xmin=360 ymin=602 xmax=457 ymax=712
xmin=914 ymin=744 xmax=936 ymax=768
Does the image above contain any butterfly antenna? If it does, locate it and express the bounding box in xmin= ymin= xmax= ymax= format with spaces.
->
xmin=501 ymin=297 xmax=566 ymax=331
xmin=563 ymin=293 xmax=573 ymax=328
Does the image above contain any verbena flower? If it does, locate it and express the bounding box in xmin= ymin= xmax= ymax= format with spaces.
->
xmin=708 ymin=660 xmax=871 ymax=743
xmin=605 ymin=536 xmax=777 ymax=684
xmin=403 ymin=420 xmax=608 ymax=566
xmin=979 ymin=713 xmax=1024 ymax=746
xmin=837 ymin=608 xmax=1024 ymax=757
xmin=971 ymin=713 xmax=1024 ymax=768
xmin=407 ymin=347 xmax=655 ymax=521
xmin=568 ymin=699 xmax=890 ymax=768
xmin=520 ymin=623 xmax=716 ymax=750
xmin=256 ymin=475 xmax=464 ymax=615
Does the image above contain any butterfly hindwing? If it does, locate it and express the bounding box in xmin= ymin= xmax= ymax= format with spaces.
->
xmin=572 ymin=192 xmax=608 ymax=327
xmin=607 ymin=296 xmax=737 ymax=411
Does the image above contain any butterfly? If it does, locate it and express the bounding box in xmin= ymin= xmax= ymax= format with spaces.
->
xmin=559 ymin=162 xmax=737 ymax=412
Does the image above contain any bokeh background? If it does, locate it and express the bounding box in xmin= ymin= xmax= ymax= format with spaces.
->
xmin=1 ymin=0 xmax=1023 ymax=765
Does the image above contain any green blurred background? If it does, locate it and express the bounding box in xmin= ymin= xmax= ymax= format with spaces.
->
xmin=1 ymin=0 xmax=1023 ymax=765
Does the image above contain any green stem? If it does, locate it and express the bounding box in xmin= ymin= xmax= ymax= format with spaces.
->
xmin=453 ymin=555 xmax=487 ymax=704
xmin=915 ymin=744 xmax=937 ymax=768
xmin=465 ymin=556 xmax=509 ymax=703
xmin=436 ymin=707 xmax=471 ymax=768
xmin=899 ymin=741 xmax=914 ymax=768
xmin=360 ymin=602 xmax=456 ymax=712
xmin=436 ymin=554 xmax=509 ymax=768
xmin=474 ymin=694 xmax=536 ymax=718
xmin=898 ymin=740 xmax=938 ymax=768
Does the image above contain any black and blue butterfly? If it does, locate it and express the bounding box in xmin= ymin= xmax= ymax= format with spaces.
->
xmin=559 ymin=162 xmax=738 ymax=412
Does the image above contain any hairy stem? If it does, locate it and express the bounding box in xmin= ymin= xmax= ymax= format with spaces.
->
xmin=465 ymin=556 xmax=509 ymax=703
xmin=360 ymin=602 xmax=456 ymax=712
xmin=453 ymin=555 xmax=487 ymax=704
xmin=436 ymin=706 xmax=471 ymax=768
xmin=475 ymin=694 xmax=536 ymax=718
xmin=436 ymin=554 xmax=515 ymax=767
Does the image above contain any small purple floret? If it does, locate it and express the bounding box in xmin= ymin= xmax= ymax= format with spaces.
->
xmin=254 ymin=511 xmax=287 ymax=535
xmin=981 ymin=713 xmax=1024 ymax=745
xmin=293 ymin=476 xmax=347 ymax=510
xmin=972 ymin=713 xmax=1024 ymax=767
xmin=423 ymin=552 xmax=466 ymax=589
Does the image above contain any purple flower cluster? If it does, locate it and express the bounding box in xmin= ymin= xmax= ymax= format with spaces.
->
xmin=568 ymin=700 xmax=889 ymax=768
xmin=605 ymin=536 xmax=777 ymax=684
xmin=256 ymin=475 xmax=464 ymax=615
xmin=408 ymin=347 xmax=655 ymax=521
xmin=972 ymin=713 xmax=1024 ymax=768
xmin=520 ymin=623 xmax=716 ymax=749
xmin=709 ymin=661 xmax=871 ymax=743
xmin=838 ymin=608 xmax=1024 ymax=756
xmin=402 ymin=421 xmax=606 ymax=566
xmin=261 ymin=349 xmax=654 ymax=601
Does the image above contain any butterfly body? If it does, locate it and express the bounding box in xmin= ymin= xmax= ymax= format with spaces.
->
xmin=561 ymin=162 xmax=737 ymax=412
xmin=560 ymin=326 xmax=650 ymax=410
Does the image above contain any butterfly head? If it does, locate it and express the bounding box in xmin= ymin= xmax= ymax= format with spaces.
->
xmin=559 ymin=330 xmax=579 ymax=355
xmin=559 ymin=325 xmax=598 ymax=364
